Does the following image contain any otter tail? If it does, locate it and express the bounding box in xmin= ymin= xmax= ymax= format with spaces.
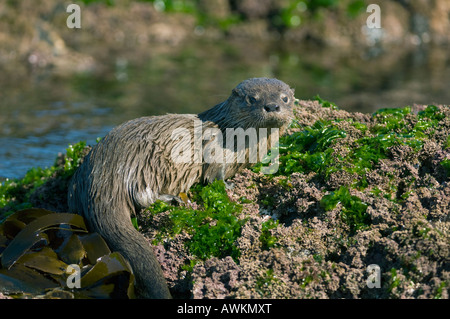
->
xmin=68 ymin=161 xmax=172 ymax=299
xmin=97 ymin=217 xmax=172 ymax=299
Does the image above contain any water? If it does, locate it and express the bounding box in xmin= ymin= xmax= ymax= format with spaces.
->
xmin=1 ymin=39 xmax=449 ymax=179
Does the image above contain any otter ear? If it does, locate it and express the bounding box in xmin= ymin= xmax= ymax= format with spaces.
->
xmin=232 ymin=87 xmax=244 ymax=97
xmin=290 ymin=88 xmax=295 ymax=95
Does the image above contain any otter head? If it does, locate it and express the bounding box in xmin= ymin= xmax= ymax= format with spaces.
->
xmin=229 ymin=77 xmax=295 ymax=130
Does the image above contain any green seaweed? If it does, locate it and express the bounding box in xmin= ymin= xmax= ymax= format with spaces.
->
xmin=440 ymin=159 xmax=450 ymax=177
xmin=64 ymin=141 xmax=87 ymax=176
xmin=417 ymin=104 xmax=445 ymax=122
xmin=388 ymin=268 xmax=401 ymax=293
xmin=260 ymin=219 xmax=279 ymax=250
xmin=255 ymin=105 xmax=445 ymax=192
xmin=350 ymin=133 xmax=420 ymax=174
xmin=433 ymin=282 xmax=447 ymax=299
xmin=256 ymin=268 xmax=280 ymax=297
xmin=0 ymin=141 xmax=88 ymax=220
xmin=0 ymin=168 xmax=55 ymax=210
xmin=148 ymin=180 xmax=246 ymax=261
xmin=445 ymin=136 xmax=450 ymax=149
xmin=314 ymin=94 xmax=339 ymax=110
xmin=372 ymin=105 xmax=444 ymax=138
xmin=371 ymin=106 xmax=412 ymax=134
xmin=254 ymin=120 xmax=347 ymax=177
xmin=320 ymin=186 xmax=370 ymax=235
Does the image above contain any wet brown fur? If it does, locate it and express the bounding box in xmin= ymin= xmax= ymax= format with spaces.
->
xmin=67 ymin=78 xmax=295 ymax=298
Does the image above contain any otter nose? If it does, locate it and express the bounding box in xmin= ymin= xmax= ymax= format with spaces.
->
xmin=264 ymin=103 xmax=280 ymax=113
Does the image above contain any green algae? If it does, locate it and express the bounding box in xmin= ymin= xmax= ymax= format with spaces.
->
xmin=441 ymin=159 xmax=450 ymax=177
xmin=260 ymin=219 xmax=279 ymax=250
xmin=147 ymin=180 xmax=246 ymax=261
xmin=314 ymin=94 xmax=339 ymax=110
xmin=320 ymin=186 xmax=370 ymax=235
xmin=63 ymin=141 xmax=87 ymax=176
xmin=254 ymin=119 xmax=347 ymax=177
xmin=254 ymin=105 xmax=445 ymax=190
xmin=0 ymin=141 xmax=88 ymax=221
xmin=255 ymin=268 xmax=280 ymax=297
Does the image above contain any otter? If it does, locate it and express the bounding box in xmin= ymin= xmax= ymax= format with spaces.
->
xmin=67 ymin=78 xmax=295 ymax=298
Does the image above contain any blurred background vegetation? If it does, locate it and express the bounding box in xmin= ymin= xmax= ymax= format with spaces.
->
xmin=76 ymin=0 xmax=367 ymax=29
xmin=0 ymin=0 xmax=449 ymax=178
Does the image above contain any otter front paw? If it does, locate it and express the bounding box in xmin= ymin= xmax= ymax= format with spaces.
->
xmin=158 ymin=194 xmax=185 ymax=206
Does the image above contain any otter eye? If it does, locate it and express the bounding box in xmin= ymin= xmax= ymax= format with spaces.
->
xmin=246 ymin=95 xmax=258 ymax=105
xmin=282 ymin=95 xmax=289 ymax=103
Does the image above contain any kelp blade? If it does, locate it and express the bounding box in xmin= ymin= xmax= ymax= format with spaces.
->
xmin=1 ymin=212 xmax=87 ymax=269
xmin=78 ymin=232 xmax=111 ymax=264
xmin=0 ymin=263 xmax=60 ymax=295
xmin=77 ymin=252 xmax=135 ymax=299
xmin=18 ymin=247 xmax=69 ymax=275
